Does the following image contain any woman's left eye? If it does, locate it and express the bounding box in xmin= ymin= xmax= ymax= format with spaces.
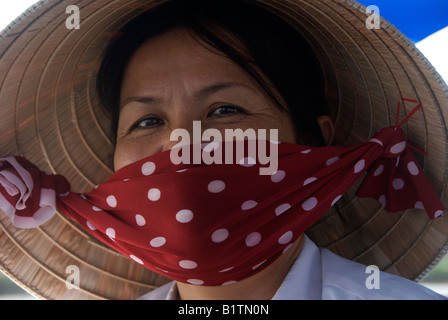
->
xmin=209 ymin=105 xmax=245 ymax=117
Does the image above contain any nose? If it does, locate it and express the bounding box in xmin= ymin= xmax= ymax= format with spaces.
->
xmin=159 ymin=113 xmax=205 ymax=153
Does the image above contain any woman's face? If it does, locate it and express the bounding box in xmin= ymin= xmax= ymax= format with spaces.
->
xmin=114 ymin=28 xmax=298 ymax=171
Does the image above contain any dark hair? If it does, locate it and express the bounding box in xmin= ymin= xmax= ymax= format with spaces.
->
xmin=97 ymin=0 xmax=328 ymax=146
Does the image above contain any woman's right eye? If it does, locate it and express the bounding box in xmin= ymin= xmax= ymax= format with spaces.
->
xmin=132 ymin=117 xmax=164 ymax=130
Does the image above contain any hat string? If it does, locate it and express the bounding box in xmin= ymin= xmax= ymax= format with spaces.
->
xmin=395 ymin=98 xmax=421 ymax=128
xmin=394 ymin=98 xmax=428 ymax=156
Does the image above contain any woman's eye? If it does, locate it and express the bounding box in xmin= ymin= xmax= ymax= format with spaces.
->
xmin=132 ymin=117 xmax=164 ymax=130
xmin=210 ymin=105 xmax=244 ymax=117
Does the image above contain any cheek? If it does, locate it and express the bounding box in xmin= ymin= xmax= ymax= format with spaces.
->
xmin=242 ymin=102 xmax=298 ymax=144
xmin=277 ymin=120 xmax=298 ymax=144
xmin=113 ymin=137 xmax=158 ymax=172
xmin=255 ymin=113 xmax=298 ymax=145
xmin=113 ymin=143 xmax=137 ymax=172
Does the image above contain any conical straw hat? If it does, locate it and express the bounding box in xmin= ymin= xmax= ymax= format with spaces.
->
xmin=0 ymin=0 xmax=447 ymax=299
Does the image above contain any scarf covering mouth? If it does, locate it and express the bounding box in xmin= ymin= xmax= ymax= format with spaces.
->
xmin=0 ymin=102 xmax=445 ymax=286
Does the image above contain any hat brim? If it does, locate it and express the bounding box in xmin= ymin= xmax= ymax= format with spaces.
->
xmin=0 ymin=0 xmax=447 ymax=299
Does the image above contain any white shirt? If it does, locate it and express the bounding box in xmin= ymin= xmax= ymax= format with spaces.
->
xmin=139 ymin=236 xmax=446 ymax=300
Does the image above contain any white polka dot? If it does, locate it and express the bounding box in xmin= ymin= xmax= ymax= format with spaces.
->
xmin=392 ymin=178 xmax=405 ymax=190
xmin=220 ymin=267 xmax=234 ymax=273
xmin=414 ymin=201 xmax=425 ymax=209
xmin=92 ymin=205 xmax=101 ymax=212
xmin=331 ymin=195 xmax=343 ymax=206
xmin=354 ymin=159 xmax=366 ymax=174
xmin=59 ymin=191 xmax=70 ymax=197
xmin=147 ymin=188 xmax=161 ymax=201
xmin=275 ymin=203 xmax=291 ymax=216
xmin=176 ymin=168 xmax=188 ymax=173
xmin=221 ymin=281 xmax=237 ymax=286
xmin=302 ymin=197 xmax=318 ymax=211
xmin=245 ymin=232 xmax=262 ymax=247
xmin=208 ymin=180 xmax=226 ymax=193
xmin=239 ymin=157 xmax=256 ymax=167
xmin=369 ymin=138 xmax=383 ymax=146
xmin=106 ymin=195 xmax=117 ymax=208
xmin=130 ymin=255 xmax=144 ymax=265
xmin=374 ymin=164 xmax=384 ymax=177
xmin=407 ymin=161 xmax=419 ymax=176
xmin=141 ymin=161 xmax=156 ymax=176
xmin=278 ymin=231 xmax=293 ymax=245
xmin=106 ymin=228 xmax=116 ymax=239
xmin=300 ymin=149 xmax=311 ymax=154
xmin=390 ymin=141 xmax=406 ymax=154
xmin=86 ymin=221 xmax=96 ymax=231
xmin=150 ymin=237 xmax=166 ymax=248
xmin=211 ymin=229 xmax=229 ymax=243
xmin=135 ymin=214 xmax=146 ymax=226
xmin=271 ymin=170 xmax=286 ymax=183
xmin=434 ymin=210 xmax=444 ymax=218
xmin=176 ymin=209 xmax=194 ymax=223
xmin=326 ymin=156 xmax=340 ymax=166
xmin=303 ymin=177 xmax=317 ymax=186
xmin=179 ymin=260 xmax=197 ymax=269
xmin=241 ymin=200 xmax=258 ymax=211
xmin=187 ymin=279 xmax=204 ymax=285
xmin=378 ymin=195 xmax=387 ymax=207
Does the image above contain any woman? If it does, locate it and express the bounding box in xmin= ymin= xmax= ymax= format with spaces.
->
xmin=0 ymin=0 xmax=447 ymax=300
xmin=103 ymin=1 xmax=332 ymax=299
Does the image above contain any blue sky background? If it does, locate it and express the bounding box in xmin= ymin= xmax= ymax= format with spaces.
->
xmin=358 ymin=0 xmax=448 ymax=42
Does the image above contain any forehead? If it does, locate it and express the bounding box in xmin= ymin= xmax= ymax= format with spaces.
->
xmin=121 ymin=28 xmax=255 ymax=91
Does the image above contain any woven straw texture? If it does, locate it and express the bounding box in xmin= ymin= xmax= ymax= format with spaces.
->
xmin=0 ymin=0 xmax=447 ymax=299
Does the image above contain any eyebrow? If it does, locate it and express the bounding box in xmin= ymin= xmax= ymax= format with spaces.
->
xmin=196 ymin=82 xmax=254 ymax=99
xmin=120 ymin=82 xmax=256 ymax=108
xmin=121 ymin=96 xmax=160 ymax=108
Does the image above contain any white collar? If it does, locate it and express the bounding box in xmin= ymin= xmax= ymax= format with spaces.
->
xmin=139 ymin=235 xmax=322 ymax=300
xmin=272 ymin=235 xmax=322 ymax=299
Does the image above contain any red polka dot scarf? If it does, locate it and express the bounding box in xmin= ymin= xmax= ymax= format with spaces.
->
xmin=0 ymin=100 xmax=445 ymax=286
